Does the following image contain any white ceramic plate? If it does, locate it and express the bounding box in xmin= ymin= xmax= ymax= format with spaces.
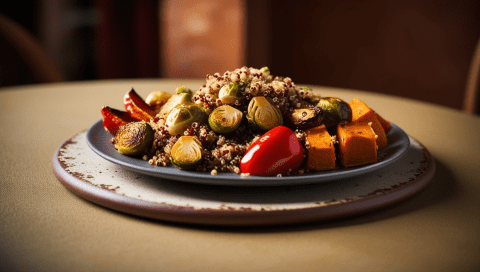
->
xmin=55 ymin=131 xmax=433 ymax=226
xmin=86 ymin=119 xmax=410 ymax=186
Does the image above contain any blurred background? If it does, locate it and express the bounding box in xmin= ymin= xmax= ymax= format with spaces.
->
xmin=1 ymin=0 xmax=479 ymax=111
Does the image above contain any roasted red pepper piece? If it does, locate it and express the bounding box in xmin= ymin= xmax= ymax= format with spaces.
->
xmin=240 ymin=126 xmax=304 ymax=176
xmin=124 ymin=88 xmax=157 ymax=121
xmin=101 ymin=106 xmax=136 ymax=135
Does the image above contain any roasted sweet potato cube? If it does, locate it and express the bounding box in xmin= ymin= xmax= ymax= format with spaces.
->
xmin=374 ymin=111 xmax=392 ymax=133
xmin=337 ymin=122 xmax=378 ymax=167
xmin=349 ymin=98 xmax=387 ymax=149
xmin=305 ymin=125 xmax=336 ymax=171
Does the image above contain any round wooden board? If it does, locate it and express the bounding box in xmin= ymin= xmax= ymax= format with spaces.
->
xmin=52 ymin=131 xmax=435 ymax=226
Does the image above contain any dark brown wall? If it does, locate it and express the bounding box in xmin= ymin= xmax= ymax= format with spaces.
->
xmin=248 ymin=0 xmax=480 ymax=110
xmin=3 ymin=0 xmax=479 ymax=110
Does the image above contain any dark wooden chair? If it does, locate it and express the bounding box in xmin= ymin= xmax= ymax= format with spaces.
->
xmin=0 ymin=14 xmax=64 ymax=87
xmin=464 ymin=37 xmax=480 ymax=114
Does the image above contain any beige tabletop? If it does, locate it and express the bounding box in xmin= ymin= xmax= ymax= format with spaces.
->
xmin=1 ymin=79 xmax=479 ymax=271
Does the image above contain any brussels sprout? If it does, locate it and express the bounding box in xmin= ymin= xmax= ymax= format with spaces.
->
xmin=114 ymin=121 xmax=154 ymax=156
xmin=145 ymin=91 xmax=172 ymax=112
xmin=175 ymin=86 xmax=193 ymax=95
xmin=287 ymin=106 xmax=324 ymax=129
xmin=219 ymin=82 xmax=243 ymax=105
xmin=208 ymin=105 xmax=243 ymax=133
xmin=170 ymin=136 xmax=203 ymax=169
xmin=247 ymin=96 xmax=283 ymax=131
xmin=317 ymin=97 xmax=352 ymax=128
xmin=158 ymin=92 xmax=193 ymax=118
xmin=165 ymin=103 xmax=206 ymax=135
xmin=261 ymin=66 xmax=270 ymax=75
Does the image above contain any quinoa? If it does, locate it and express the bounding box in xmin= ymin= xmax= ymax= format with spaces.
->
xmin=147 ymin=118 xmax=258 ymax=173
xmin=145 ymin=66 xmax=320 ymax=175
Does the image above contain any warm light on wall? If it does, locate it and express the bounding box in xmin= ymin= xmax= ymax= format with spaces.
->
xmin=161 ymin=0 xmax=245 ymax=78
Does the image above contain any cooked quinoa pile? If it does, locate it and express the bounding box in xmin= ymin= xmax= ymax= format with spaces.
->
xmin=145 ymin=67 xmax=319 ymax=174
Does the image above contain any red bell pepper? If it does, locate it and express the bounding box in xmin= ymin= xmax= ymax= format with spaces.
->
xmin=124 ymin=88 xmax=157 ymax=121
xmin=101 ymin=106 xmax=136 ymax=135
xmin=240 ymin=126 xmax=304 ymax=176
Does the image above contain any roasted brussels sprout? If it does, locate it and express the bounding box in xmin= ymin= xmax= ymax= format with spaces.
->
xmin=261 ymin=66 xmax=270 ymax=75
xmin=298 ymin=87 xmax=321 ymax=104
xmin=145 ymin=91 xmax=172 ymax=112
xmin=287 ymin=106 xmax=324 ymax=129
xmin=317 ymin=97 xmax=352 ymax=128
xmin=165 ymin=103 xmax=206 ymax=135
xmin=158 ymin=92 xmax=193 ymax=118
xmin=208 ymin=105 xmax=243 ymax=133
xmin=175 ymin=86 xmax=193 ymax=95
xmin=114 ymin=121 xmax=154 ymax=156
xmin=247 ymin=96 xmax=283 ymax=131
xmin=219 ymin=82 xmax=243 ymax=105
xmin=170 ymin=136 xmax=203 ymax=169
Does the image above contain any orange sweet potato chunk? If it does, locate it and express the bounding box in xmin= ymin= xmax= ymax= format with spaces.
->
xmin=305 ymin=125 xmax=336 ymax=171
xmin=349 ymin=98 xmax=387 ymax=149
xmin=337 ymin=122 xmax=378 ymax=168
xmin=374 ymin=111 xmax=392 ymax=133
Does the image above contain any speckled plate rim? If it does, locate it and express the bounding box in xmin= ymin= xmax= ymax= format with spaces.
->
xmin=85 ymin=119 xmax=411 ymax=186
xmin=52 ymin=133 xmax=435 ymax=226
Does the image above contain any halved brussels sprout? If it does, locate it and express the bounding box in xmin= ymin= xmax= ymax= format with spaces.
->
xmin=165 ymin=103 xmax=206 ymax=135
xmin=158 ymin=92 xmax=193 ymax=118
xmin=247 ymin=96 xmax=283 ymax=131
xmin=287 ymin=106 xmax=324 ymax=129
xmin=317 ymin=97 xmax=352 ymax=128
xmin=175 ymin=86 xmax=193 ymax=95
xmin=219 ymin=82 xmax=243 ymax=105
xmin=208 ymin=105 xmax=243 ymax=133
xmin=145 ymin=91 xmax=172 ymax=112
xmin=114 ymin=121 xmax=154 ymax=156
xmin=171 ymin=136 xmax=203 ymax=169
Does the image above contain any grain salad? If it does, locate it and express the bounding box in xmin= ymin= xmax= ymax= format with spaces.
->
xmin=145 ymin=67 xmax=317 ymax=175
xmin=102 ymin=66 xmax=392 ymax=177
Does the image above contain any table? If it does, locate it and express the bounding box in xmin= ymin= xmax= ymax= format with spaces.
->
xmin=1 ymin=79 xmax=479 ymax=271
